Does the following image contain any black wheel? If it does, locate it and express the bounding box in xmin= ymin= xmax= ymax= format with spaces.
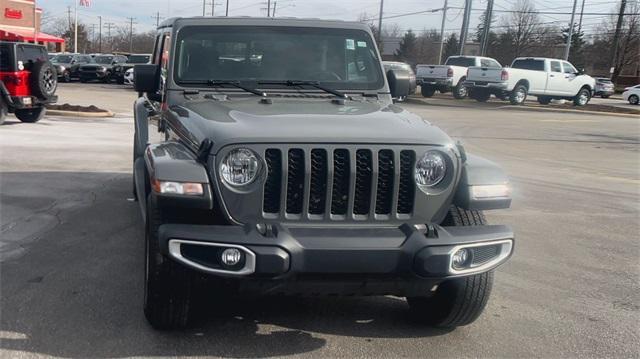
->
xmin=0 ymin=99 xmax=7 ymax=125
xmin=406 ymin=206 xmax=494 ymax=328
xmin=62 ymin=70 xmax=71 ymax=83
xmin=103 ymin=72 xmax=111 ymax=83
xmin=509 ymin=84 xmax=527 ymax=105
xmin=537 ymin=96 xmax=551 ymax=105
xmin=628 ymin=94 xmax=639 ymax=105
xmin=144 ymin=195 xmax=195 ymax=330
xmin=421 ymin=86 xmax=436 ymax=98
xmin=80 ymin=77 xmax=87 ymax=83
xmin=470 ymin=89 xmax=491 ymax=102
xmin=30 ymin=61 xmax=57 ymax=100
xmin=117 ymin=77 xmax=125 ymax=85
xmin=15 ymin=107 xmax=46 ymax=123
xmin=573 ymin=87 xmax=591 ymax=106
xmin=453 ymin=79 xmax=468 ymax=99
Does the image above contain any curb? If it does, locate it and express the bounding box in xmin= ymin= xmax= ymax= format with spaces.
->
xmin=46 ymin=109 xmax=115 ymax=118
xmin=498 ymin=105 xmax=640 ymax=119
xmin=406 ymin=97 xmax=640 ymax=119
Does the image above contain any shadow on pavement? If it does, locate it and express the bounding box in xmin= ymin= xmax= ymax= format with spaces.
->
xmin=1 ymin=172 xmax=449 ymax=358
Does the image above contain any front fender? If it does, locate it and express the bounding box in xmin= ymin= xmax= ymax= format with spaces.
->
xmin=454 ymin=154 xmax=511 ymax=211
xmin=139 ymin=141 xmax=214 ymax=212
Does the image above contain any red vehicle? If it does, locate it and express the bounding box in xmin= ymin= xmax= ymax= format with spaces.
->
xmin=0 ymin=42 xmax=58 ymax=125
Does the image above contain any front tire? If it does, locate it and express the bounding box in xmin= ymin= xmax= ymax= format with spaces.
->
xmin=537 ymin=96 xmax=551 ymax=105
xmin=144 ymin=195 xmax=195 ymax=330
xmin=628 ymin=94 xmax=639 ymax=105
xmin=15 ymin=107 xmax=46 ymax=123
xmin=407 ymin=206 xmax=494 ymax=328
xmin=509 ymin=85 xmax=527 ymax=105
xmin=62 ymin=71 xmax=71 ymax=83
xmin=470 ymin=89 xmax=491 ymax=102
xmin=421 ymin=86 xmax=436 ymax=98
xmin=573 ymin=87 xmax=591 ymax=106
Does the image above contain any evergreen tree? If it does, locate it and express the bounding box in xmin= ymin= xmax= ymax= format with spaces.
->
xmin=443 ymin=33 xmax=459 ymax=61
xmin=395 ymin=29 xmax=418 ymax=65
xmin=560 ymin=23 xmax=586 ymax=68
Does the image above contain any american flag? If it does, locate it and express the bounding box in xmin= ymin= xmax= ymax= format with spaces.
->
xmin=79 ymin=0 xmax=91 ymax=6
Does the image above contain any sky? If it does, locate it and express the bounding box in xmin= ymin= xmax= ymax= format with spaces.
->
xmin=39 ymin=0 xmax=618 ymax=39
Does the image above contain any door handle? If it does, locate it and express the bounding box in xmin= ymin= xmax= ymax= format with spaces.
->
xmin=549 ymin=74 xmax=555 ymax=77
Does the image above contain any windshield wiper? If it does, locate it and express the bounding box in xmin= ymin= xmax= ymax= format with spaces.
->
xmin=181 ymin=80 xmax=266 ymax=97
xmin=258 ymin=80 xmax=349 ymax=99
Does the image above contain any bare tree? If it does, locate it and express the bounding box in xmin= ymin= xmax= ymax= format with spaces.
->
xmin=612 ymin=0 xmax=640 ymax=80
xmin=502 ymin=0 xmax=543 ymax=58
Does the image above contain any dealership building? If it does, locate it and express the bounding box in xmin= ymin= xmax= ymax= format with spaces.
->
xmin=0 ymin=0 xmax=65 ymax=51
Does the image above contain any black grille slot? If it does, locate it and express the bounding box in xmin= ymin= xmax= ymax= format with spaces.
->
xmin=354 ymin=150 xmax=373 ymax=215
xmin=375 ymin=150 xmax=395 ymax=214
xmin=331 ymin=149 xmax=350 ymax=215
xmin=285 ymin=149 xmax=305 ymax=214
xmin=263 ymin=149 xmax=282 ymax=213
xmin=471 ymin=245 xmax=500 ymax=265
xmin=397 ymin=150 xmax=415 ymax=214
xmin=309 ymin=149 xmax=328 ymax=215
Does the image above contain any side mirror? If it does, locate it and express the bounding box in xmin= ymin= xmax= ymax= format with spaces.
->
xmin=386 ymin=69 xmax=411 ymax=100
xmin=134 ymin=64 xmax=160 ymax=98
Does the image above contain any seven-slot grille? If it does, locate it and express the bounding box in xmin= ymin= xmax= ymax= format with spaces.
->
xmin=262 ymin=147 xmax=416 ymax=220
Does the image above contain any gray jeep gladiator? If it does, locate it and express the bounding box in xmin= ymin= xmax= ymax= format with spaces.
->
xmin=133 ymin=17 xmax=514 ymax=330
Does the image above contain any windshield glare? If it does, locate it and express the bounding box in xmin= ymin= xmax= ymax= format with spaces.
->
xmin=53 ymin=55 xmax=73 ymax=63
xmin=175 ymin=26 xmax=383 ymax=90
xmin=95 ymin=56 xmax=114 ymax=64
xmin=128 ymin=55 xmax=149 ymax=63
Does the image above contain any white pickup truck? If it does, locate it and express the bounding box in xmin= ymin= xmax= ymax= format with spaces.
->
xmin=464 ymin=57 xmax=596 ymax=106
xmin=416 ymin=56 xmax=501 ymax=99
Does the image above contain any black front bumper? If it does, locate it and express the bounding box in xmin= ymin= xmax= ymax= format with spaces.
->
xmin=158 ymin=223 xmax=514 ymax=295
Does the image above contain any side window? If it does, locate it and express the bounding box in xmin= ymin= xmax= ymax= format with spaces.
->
xmin=480 ymin=59 xmax=491 ymax=67
xmin=512 ymin=59 xmax=545 ymax=71
xmin=161 ymin=34 xmax=171 ymax=73
xmin=152 ymin=34 xmax=163 ymax=65
xmin=488 ymin=59 xmax=501 ymax=68
xmin=550 ymin=61 xmax=562 ymax=73
xmin=563 ymin=62 xmax=577 ymax=74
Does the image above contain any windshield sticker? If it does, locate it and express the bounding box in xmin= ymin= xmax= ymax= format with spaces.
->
xmin=357 ymin=41 xmax=367 ymax=48
xmin=346 ymin=39 xmax=355 ymax=50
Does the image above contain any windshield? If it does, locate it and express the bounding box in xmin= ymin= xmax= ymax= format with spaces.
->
xmin=127 ymin=55 xmax=150 ymax=64
xmin=175 ymin=26 xmax=383 ymax=90
xmin=53 ymin=55 xmax=73 ymax=63
xmin=445 ymin=57 xmax=476 ymax=67
xmin=95 ymin=56 xmax=114 ymax=64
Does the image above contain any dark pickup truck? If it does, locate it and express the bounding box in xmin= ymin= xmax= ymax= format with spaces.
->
xmin=132 ymin=17 xmax=514 ymax=330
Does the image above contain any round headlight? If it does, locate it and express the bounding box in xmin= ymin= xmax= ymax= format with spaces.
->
xmin=220 ymin=148 xmax=260 ymax=186
xmin=415 ymin=151 xmax=446 ymax=186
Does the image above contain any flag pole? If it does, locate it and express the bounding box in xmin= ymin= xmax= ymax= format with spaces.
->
xmin=74 ymin=0 xmax=78 ymax=53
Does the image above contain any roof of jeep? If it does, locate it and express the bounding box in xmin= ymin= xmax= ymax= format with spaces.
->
xmin=158 ymin=16 xmax=371 ymax=32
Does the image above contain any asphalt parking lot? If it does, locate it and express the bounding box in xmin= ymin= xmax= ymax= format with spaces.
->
xmin=1 ymin=83 xmax=639 ymax=358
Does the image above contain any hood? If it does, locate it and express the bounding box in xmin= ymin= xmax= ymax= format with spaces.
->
xmin=169 ymin=96 xmax=454 ymax=153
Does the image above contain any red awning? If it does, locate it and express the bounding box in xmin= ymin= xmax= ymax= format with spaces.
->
xmin=0 ymin=27 xmax=65 ymax=43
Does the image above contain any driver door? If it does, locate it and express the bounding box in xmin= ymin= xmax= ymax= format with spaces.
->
xmin=546 ymin=60 xmax=569 ymax=95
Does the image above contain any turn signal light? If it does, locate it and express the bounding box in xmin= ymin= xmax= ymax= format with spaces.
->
xmin=447 ymin=67 xmax=454 ymax=78
xmin=151 ymin=179 xmax=204 ymax=196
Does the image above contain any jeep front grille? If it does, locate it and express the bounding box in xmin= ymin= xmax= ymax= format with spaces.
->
xmin=262 ymin=147 xmax=416 ymax=220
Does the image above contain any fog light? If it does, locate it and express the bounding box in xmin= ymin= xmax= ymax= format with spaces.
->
xmin=452 ymin=248 xmax=470 ymax=269
xmin=221 ymin=248 xmax=243 ymax=266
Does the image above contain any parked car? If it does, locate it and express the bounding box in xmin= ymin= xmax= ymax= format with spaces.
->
xmin=78 ymin=54 xmax=128 ymax=83
xmin=416 ymin=56 xmax=501 ymax=99
xmin=622 ymin=84 xmax=640 ymax=105
xmin=112 ymin=54 xmax=151 ymax=84
xmin=124 ymin=68 xmax=134 ymax=85
xmin=594 ymin=77 xmax=615 ymax=98
xmin=0 ymin=42 xmax=58 ymax=125
xmin=464 ymin=57 xmax=595 ymax=106
xmin=132 ymin=17 xmax=514 ymax=330
xmin=382 ymin=61 xmax=416 ymax=101
xmin=51 ymin=53 xmax=94 ymax=82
